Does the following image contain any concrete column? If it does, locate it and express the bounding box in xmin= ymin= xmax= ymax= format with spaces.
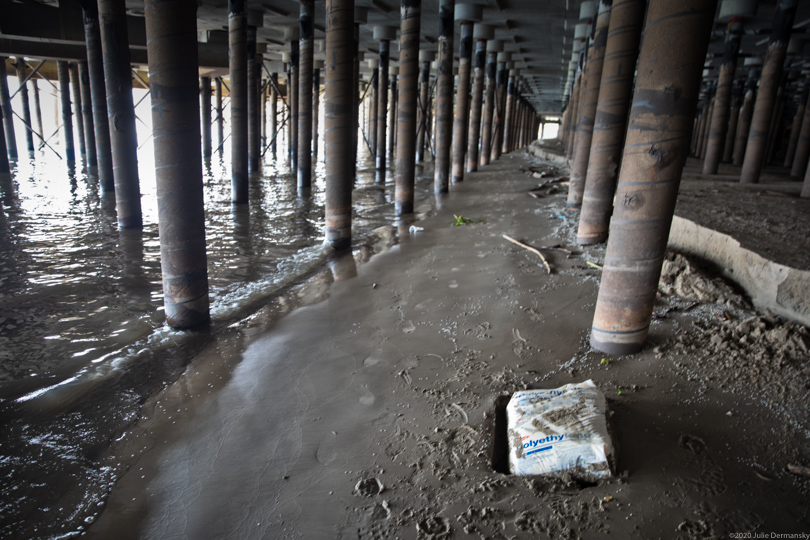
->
xmin=144 ymin=0 xmax=209 ymax=328
xmin=201 ymin=77 xmax=212 ymax=158
xmin=0 ymin=100 xmax=7 ymax=172
xmin=0 ymin=59 xmax=16 ymax=160
xmin=69 ymin=63 xmax=87 ymax=159
xmin=352 ymin=10 xmax=365 ymax=179
xmin=261 ymin=76 xmax=267 ymax=148
xmin=452 ymin=8 xmax=480 ymax=184
xmin=479 ymin=46 xmax=498 ymax=167
xmin=565 ymin=67 xmax=582 ymax=159
xmin=78 ymin=62 xmax=97 ymax=166
xmin=375 ymin=28 xmax=394 ymax=170
xmin=490 ymin=53 xmax=508 ymax=162
xmin=15 ymin=58 xmax=35 ymax=155
xmin=466 ymin=25 xmax=492 ymax=172
xmin=789 ymin=90 xmax=810 ymax=178
xmin=247 ymin=25 xmax=260 ymax=173
xmin=81 ymin=5 xmax=114 ymax=193
xmin=269 ymin=74 xmax=277 ymax=155
xmin=313 ymin=65 xmax=321 ymax=157
xmin=590 ymin=0 xmax=717 ymax=355
xmin=369 ymin=66 xmax=378 ymax=156
xmin=289 ymin=29 xmax=300 ymax=168
xmin=388 ymin=70 xmax=398 ymax=156
xmin=416 ymin=53 xmax=432 ymax=163
xmin=704 ymin=19 xmax=742 ymax=174
xmin=57 ymin=61 xmax=76 ymax=163
xmin=325 ymin=0 xmax=354 ymax=249
xmin=741 ymin=0 xmax=797 ymax=183
xmin=229 ymin=0 xmax=248 ymax=203
xmin=286 ymin=62 xmax=293 ymax=158
xmin=784 ymin=88 xmax=806 ymax=168
xmin=32 ymin=79 xmax=44 ymax=146
xmin=502 ymin=71 xmax=516 ymax=154
xmin=99 ymin=0 xmax=142 ymax=227
xmin=733 ymin=71 xmax=757 ymax=165
xmin=433 ymin=0 xmax=454 ymax=193
xmin=723 ymin=85 xmax=742 ymax=163
xmin=394 ymin=0 xmax=421 ymax=215
xmin=215 ymin=77 xmax=224 ymax=153
xmin=298 ymin=2 xmax=314 ymax=187
xmin=699 ymin=92 xmax=714 ymax=159
xmin=765 ymin=77 xmax=786 ymax=165
xmin=568 ymin=0 xmax=612 ymax=207
xmin=577 ymin=0 xmax=645 ymax=245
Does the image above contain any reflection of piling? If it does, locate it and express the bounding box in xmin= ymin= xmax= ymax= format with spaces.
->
xmin=479 ymin=50 xmax=497 ymax=167
xmin=590 ymin=0 xmax=717 ymax=355
xmin=0 ymin=59 xmax=16 ymax=160
xmin=57 ymin=61 xmax=76 ymax=163
xmin=98 ymin=0 xmax=142 ymax=228
xmin=324 ymin=0 xmax=354 ymax=250
xmin=298 ymin=0 xmax=314 ymax=188
xmin=201 ymin=77 xmax=212 ymax=158
xmin=229 ymin=0 xmax=248 ymax=203
xmin=376 ymin=36 xmax=391 ymax=170
xmin=433 ymin=0 xmax=454 ymax=193
xmin=740 ymin=0 xmax=797 ymax=184
xmin=466 ymin=36 xmax=486 ymax=172
xmin=452 ymin=21 xmax=473 ymax=183
xmin=144 ymin=0 xmax=209 ymax=328
xmin=394 ymin=0 xmax=421 ymax=215
xmin=703 ymin=20 xmax=742 ymax=174
xmin=69 ymin=63 xmax=87 ymax=160
xmin=15 ymin=58 xmax=35 ymax=155
xmin=576 ymin=0 xmax=645 ymax=246
xmin=78 ymin=62 xmax=97 ymax=166
xmin=82 ymin=5 xmax=114 ymax=193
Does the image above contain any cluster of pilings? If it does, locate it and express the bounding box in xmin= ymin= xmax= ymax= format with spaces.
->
xmin=0 ymin=0 xmax=542 ymax=332
xmin=558 ymin=0 xmax=809 ymax=355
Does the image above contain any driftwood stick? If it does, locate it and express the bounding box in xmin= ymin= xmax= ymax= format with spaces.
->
xmin=502 ymin=234 xmax=551 ymax=274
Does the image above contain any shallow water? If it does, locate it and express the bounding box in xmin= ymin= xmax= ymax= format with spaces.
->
xmin=0 ymin=112 xmax=438 ymax=536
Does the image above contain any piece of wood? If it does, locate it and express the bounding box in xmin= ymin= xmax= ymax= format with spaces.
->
xmin=787 ymin=464 xmax=810 ymax=478
xmin=502 ymin=234 xmax=551 ymax=274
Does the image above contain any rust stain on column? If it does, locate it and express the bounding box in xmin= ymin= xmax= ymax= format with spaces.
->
xmin=703 ymin=19 xmax=742 ymax=175
xmin=325 ymin=0 xmax=354 ymax=249
xmin=577 ymin=0 xmax=645 ymax=245
xmin=452 ymin=22 xmax=472 ymax=183
xmin=229 ymin=0 xmax=248 ymax=203
xmin=78 ymin=62 xmax=97 ymax=166
xmin=394 ymin=0 xmax=421 ymax=215
xmin=740 ymin=0 xmax=797 ymax=184
xmin=591 ymin=0 xmax=717 ymax=355
xmin=298 ymin=0 xmax=315 ymax=187
xmin=144 ymin=0 xmax=209 ymax=328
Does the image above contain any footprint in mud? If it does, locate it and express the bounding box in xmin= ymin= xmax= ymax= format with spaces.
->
xmin=359 ymin=384 xmax=376 ymax=406
xmin=363 ymin=349 xmax=385 ymax=367
xmin=316 ymin=435 xmax=338 ymax=465
xmin=416 ymin=515 xmax=451 ymax=539
xmin=448 ymin=280 xmax=459 ymax=289
xmin=401 ymin=320 xmax=416 ymax=334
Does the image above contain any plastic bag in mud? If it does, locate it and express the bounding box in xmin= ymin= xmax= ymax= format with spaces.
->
xmin=506 ymin=380 xmax=614 ymax=478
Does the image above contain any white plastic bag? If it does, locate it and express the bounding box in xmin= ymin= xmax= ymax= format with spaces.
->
xmin=506 ymin=380 xmax=614 ymax=478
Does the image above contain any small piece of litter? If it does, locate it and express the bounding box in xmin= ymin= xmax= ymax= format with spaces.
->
xmin=586 ymin=261 xmax=603 ymax=269
xmin=409 ymin=225 xmax=424 ymax=233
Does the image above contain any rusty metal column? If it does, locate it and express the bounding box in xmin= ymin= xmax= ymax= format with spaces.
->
xmin=0 ymin=59 xmax=16 ymax=161
xmin=784 ymin=88 xmax=806 ymax=168
xmin=723 ymin=85 xmax=742 ymax=163
xmin=466 ymin=25 xmax=491 ymax=172
xmin=144 ymin=0 xmax=209 ymax=328
xmin=229 ymin=0 xmax=248 ymax=203
xmin=269 ymin=73 xmax=277 ymax=155
xmin=416 ymin=53 xmax=432 ymax=163
xmin=740 ymin=0 xmax=797 ymax=184
xmin=375 ymin=27 xmax=394 ymax=170
xmin=57 ymin=61 xmax=76 ymax=163
xmin=394 ymin=0 xmax=421 ymax=215
xmin=247 ymin=24 xmax=260 ymax=173
xmin=703 ymin=20 xmax=743 ymax=174
xmin=577 ymin=0 xmax=645 ymax=245
xmin=15 ymin=58 xmax=35 ymax=155
xmin=298 ymin=1 xmax=315 ymax=187
xmin=99 ymin=0 xmax=142 ymax=227
xmin=78 ymin=62 xmax=97 ymax=166
xmin=82 ymin=5 xmax=114 ymax=192
xmin=479 ymin=45 xmax=498 ymax=167
xmin=215 ymin=77 xmax=224 ymax=153
xmin=733 ymin=70 xmax=757 ymax=165
xmin=313 ymin=64 xmax=321 ymax=157
xmin=388 ymin=70 xmax=398 ymax=156
xmin=568 ymin=0 xmax=612 ymax=208
xmin=201 ymin=77 xmax=212 ymax=158
xmin=590 ymin=0 xmax=717 ymax=355
xmin=69 ymin=63 xmax=87 ymax=160
xmin=433 ymin=0 xmax=454 ymax=193
xmin=325 ymin=0 xmax=354 ymax=249
xmin=789 ymin=90 xmax=810 ymax=178
xmin=490 ymin=53 xmax=508 ymax=162
xmin=452 ymin=7 xmax=480 ymax=184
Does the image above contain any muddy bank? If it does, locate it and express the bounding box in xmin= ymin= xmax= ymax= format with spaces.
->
xmin=82 ymin=151 xmax=809 ymax=539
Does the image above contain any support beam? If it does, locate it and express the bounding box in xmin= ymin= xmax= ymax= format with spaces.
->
xmin=298 ymin=0 xmax=314 ymax=188
xmin=144 ymin=0 xmax=210 ymax=328
xmin=394 ymin=0 xmax=421 ymax=215
xmin=15 ymin=58 xmax=35 ymax=155
xmin=740 ymin=0 xmax=797 ymax=184
xmin=466 ymin=29 xmax=488 ymax=172
xmin=0 ymin=59 xmax=18 ymax=160
xmin=57 ymin=60 xmax=76 ymax=163
xmin=78 ymin=62 xmax=97 ymax=166
xmin=576 ymin=0 xmax=646 ymax=245
xmin=99 ymin=0 xmax=142 ymax=228
xmin=229 ymin=0 xmax=248 ymax=203
xmin=590 ymin=0 xmax=717 ymax=355
xmin=433 ymin=0 xmax=454 ymax=193
xmin=82 ymin=4 xmax=114 ymax=193
xmin=325 ymin=0 xmax=354 ymax=249
xmin=201 ymin=76 xmax=212 ymax=158
xmin=69 ymin=62 xmax=86 ymax=159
